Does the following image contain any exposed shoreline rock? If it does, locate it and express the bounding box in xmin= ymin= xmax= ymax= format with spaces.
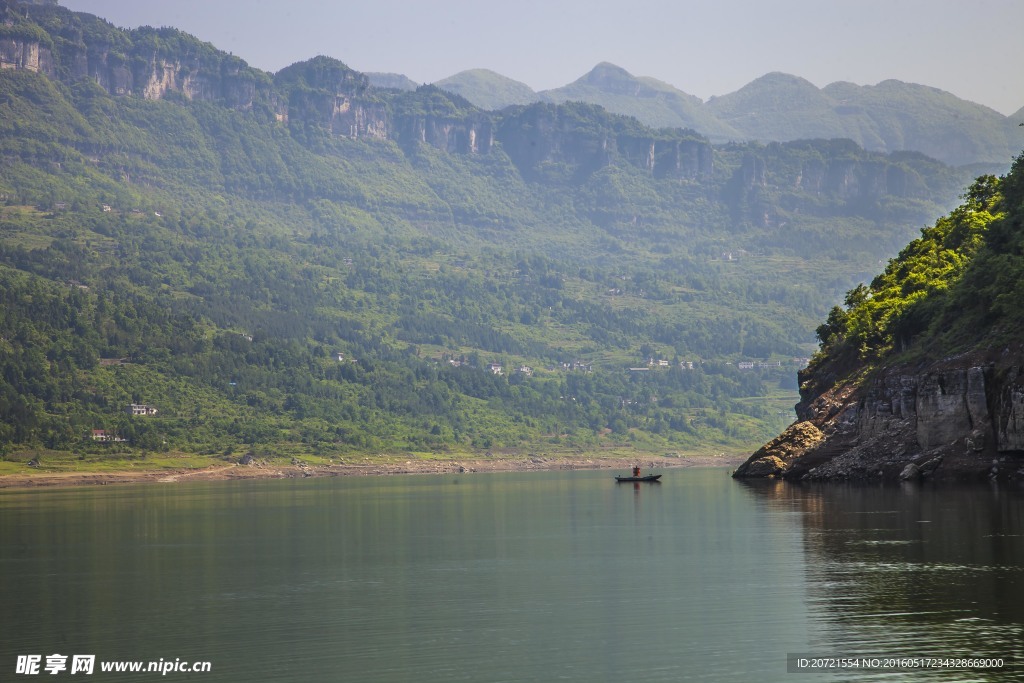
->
xmin=734 ymin=351 xmax=1024 ymax=483
xmin=732 ymin=421 xmax=823 ymax=478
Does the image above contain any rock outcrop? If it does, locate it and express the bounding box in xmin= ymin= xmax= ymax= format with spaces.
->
xmin=0 ymin=34 xmax=51 ymax=72
xmin=496 ymin=102 xmax=714 ymax=180
xmin=394 ymin=113 xmax=493 ymax=154
xmin=735 ymin=354 xmax=1024 ymax=482
xmin=1 ymin=18 xmax=273 ymax=111
xmin=276 ymin=58 xmax=389 ymax=139
xmin=732 ymin=421 xmax=823 ymax=477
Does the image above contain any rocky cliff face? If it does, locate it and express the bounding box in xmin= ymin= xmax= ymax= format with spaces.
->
xmin=1 ymin=26 xmax=277 ymax=113
xmin=738 ymin=153 xmax=922 ymax=200
xmin=616 ymin=136 xmax=714 ymax=179
xmin=734 ymin=352 xmax=1024 ymax=482
xmin=127 ymin=57 xmax=268 ymax=110
xmin=794 ymin=159 xmax=920 ymax=200
xmin=394 ymin=114 xmax=493 ymax=154
xmin=284 ymin=86 xmax=389 ymax=139
xmin=724 ymin=147 xmax=935 ymax=228
xmin=497 ymin=103 xmax=714 ymax=179
xmin=273 ymin=58 xmax=392 ymax=139
xmin=0 ymin=35 xmax=51 ymax=72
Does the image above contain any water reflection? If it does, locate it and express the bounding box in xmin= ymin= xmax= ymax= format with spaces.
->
xmin=5 ymin=472 xmax=1021 ymax=682
xmin=737 ymin=479 xmax=1024 ymax=680
xmin=1 ymin=472 xmax=817 ymax=682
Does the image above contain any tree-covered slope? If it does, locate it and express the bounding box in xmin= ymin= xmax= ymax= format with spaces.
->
xmin=434 ymin=69 xmax=537 ymax=111
xmin=706 ymin=73 xmax=846 ymax=142
xmin=539 ymin=63 xmax=742 ymax=141
xmin=706 ymin=74 xmax=1021 ymax=167
xmin=0 ymin=0 xmax=995 ymax=466
xmin=796 ymin=149 xmax=1024 ymax=408
xmin=366 ymin=72 xmax=419 ymax=91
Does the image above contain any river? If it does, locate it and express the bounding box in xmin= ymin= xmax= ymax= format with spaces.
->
xmin=1 ymin=469 xmax=1021 ymax=681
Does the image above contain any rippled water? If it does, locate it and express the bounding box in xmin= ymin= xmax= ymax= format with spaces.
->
xmin=1 ymin=469 xmax=1022 ymax=681
xmin=746 ymin=479 xmax=1024 ymax=681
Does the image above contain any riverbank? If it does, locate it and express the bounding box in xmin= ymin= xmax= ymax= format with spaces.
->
xmin=0 ymin=451 xmax=746 ymax=490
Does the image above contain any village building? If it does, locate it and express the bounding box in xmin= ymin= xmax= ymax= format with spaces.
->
xmin=91 ymin=429 xmax=126 ymax=442
xmin=128 ymin=404 xmax=158 ymax=416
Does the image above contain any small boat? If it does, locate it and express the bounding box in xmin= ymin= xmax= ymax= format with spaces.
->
xmin=614 ymin=474 xmax=661 ymax=483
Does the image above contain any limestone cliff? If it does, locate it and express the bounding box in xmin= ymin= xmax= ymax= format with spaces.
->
xmin=388 ymin=85 xmax=493 ymax=154
xmin=0 ymin=33 xmax=51 ymax=73
xmin=394 ymin=114 xmax=492 ymax=154
xmin=724 ymin=141 xmax=936 ymax=228
xmin=496 ymin=102 xmax=714 ymax=180
xmin=275 ymin=57 xmax=388 ymax=139
xmin=616 ymin=136 xmax=714 ymax=179
xmin=1 ymin=7 xmax=279 ymax=115
xmin=735 ymin=351 xmax=1024 ymax=482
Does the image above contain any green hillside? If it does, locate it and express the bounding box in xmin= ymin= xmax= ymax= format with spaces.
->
xmin=539 ymin=63 xmax=741 ymax=141
xmin=719 ymin=75 xmax=1018 ymax=167
xmin=0 ymin=0 xmax=992 ymax=468
xmin=434 ymin=69 xmax=537 ymax=111
xmin=705 ymin=73 xmax=843 ymax=142
xmin=366 ymin=72 xmax=419 ymax=91
xmin=805 ymin=153 xmax=1024 ymax=396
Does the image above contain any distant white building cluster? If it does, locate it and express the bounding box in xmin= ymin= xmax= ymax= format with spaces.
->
xmin=128 ymin=403 xmax=158 ymax=416
xmin=90 ymin=429 xmax=126 ymax=442
xmin=735 ymin=358 xmax=810 ymax=370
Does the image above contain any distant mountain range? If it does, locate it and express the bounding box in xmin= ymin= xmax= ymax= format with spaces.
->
xmin=370 ymin=62 xmax=1023 ymax=167
xmin=0 ymin=0 xmax=1018 ymax=462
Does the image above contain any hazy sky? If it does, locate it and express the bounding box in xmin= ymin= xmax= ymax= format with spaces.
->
xmin=61 ymin=0 xmax=1024 ymax=115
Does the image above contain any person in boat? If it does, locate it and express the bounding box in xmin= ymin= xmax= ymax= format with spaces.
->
xmin=632 ymin=465 xmax=641 ymax=477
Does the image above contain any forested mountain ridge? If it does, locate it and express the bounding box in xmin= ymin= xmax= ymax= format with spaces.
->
xmin=0 ymin=0 xmax=1006 ymax=466
xmin=431 ymin=63 xmax=1021 ymax=167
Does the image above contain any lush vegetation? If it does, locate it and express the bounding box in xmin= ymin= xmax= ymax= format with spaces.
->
xmin=540 ymin=63 xmax=739 ymax=141
xmin=434 ymin=69 xmax=538 ymax=111
xmin=813 ymin=175 xmax=1003 ymax=359
xmin=804 ymin=153 xmax=1024 ymax=398
xmin=0 ymin=0 xmax=1002 ymax=467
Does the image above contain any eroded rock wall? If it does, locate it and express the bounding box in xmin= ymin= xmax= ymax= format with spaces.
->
xmin=735 ymin=361 xmax=1024 ymax=481
xmin=0 ymin=36 xmax=51 ymax=72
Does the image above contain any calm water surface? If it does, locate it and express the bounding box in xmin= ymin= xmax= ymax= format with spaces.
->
xmin=1 ymin=469 xmax=1022 ymax=681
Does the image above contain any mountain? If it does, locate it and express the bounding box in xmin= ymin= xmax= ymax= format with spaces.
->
xmin=0 ymin=0 xmax=1002 ymax=466
xmin=539 ymin=63 xmax=741 ymax=141
xmin=707 ymin=73 xmax=1022 ymax=167
xmin=734 ymin=155 xmax=1024 ymax=482
xmin=366 ymin=72 xmax=418 ymax=91
xmin=434 ymin=69 xmax=536 ymax=111
xmin=705 ymin=73 xmax=848 ymax=142
xmin=430 ymin=63 xmax=1021 ymax=167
